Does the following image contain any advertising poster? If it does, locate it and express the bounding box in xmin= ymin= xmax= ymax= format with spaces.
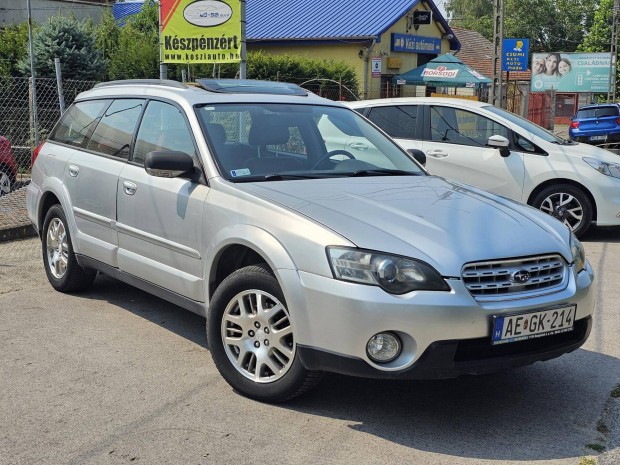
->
xmin=530 ymin=52 xmax=610 ymax=93
xmin=160 ymin=0 xmax=241 ymax=64
xmin=502 ymin=38 xmax=529 ymax=72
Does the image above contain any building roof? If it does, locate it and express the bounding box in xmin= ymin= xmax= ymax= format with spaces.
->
xmin=450 ymin=27 xmax=530 ymax=81
xmin=246 ymin=0 xmax=460 ymax=50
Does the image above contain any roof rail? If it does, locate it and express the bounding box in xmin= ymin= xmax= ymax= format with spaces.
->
xmin=94 ymin=79 xmax=188 ymax=89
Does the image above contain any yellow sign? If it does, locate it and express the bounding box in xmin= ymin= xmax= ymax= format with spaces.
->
xmin=160 ymin=0 xmax=241 ymax=64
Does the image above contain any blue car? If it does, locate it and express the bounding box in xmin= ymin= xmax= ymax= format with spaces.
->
xmin=569 ymin=103 xmax=620 ymax=145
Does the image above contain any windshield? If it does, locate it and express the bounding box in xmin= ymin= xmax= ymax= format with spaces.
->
xmin=195 ymin=103 xmax=424 ymax=181
xmin=484 ymin=105 xmax=566 ymax=144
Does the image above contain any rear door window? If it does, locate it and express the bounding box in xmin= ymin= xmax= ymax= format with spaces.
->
xmin=367 ymin=105 xmax=418 ymax=138
xmin=50 ymin=100 xmax=110 ymax=147
xmin=86 ymin=99 xmax=145 ymax=159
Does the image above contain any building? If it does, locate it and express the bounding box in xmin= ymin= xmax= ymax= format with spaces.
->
xmin=0 ymin=0 xmax=108 ymax=25
xmin=247 ymin=0 xmax=460 ymax=98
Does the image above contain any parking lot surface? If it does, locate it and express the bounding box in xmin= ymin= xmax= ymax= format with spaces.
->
xmin=1 ymin=229 xmax=619 ymax=465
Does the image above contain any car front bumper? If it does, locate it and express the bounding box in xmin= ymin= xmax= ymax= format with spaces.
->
xmin=280 ymin=260 xmax=595 ymax=378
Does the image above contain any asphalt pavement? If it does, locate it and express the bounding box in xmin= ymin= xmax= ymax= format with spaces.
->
xmin=0 ymin=229 xmax=619 ymax=465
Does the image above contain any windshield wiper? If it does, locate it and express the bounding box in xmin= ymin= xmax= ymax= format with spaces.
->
xmin=263 ymin=173 xmax=325 ymax=181
xmin=348 ymin=169 xmax=420 ymax=177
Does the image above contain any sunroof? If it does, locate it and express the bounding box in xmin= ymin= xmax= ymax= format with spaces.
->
xmin=196 ymin=79 xmax=308 ymax=96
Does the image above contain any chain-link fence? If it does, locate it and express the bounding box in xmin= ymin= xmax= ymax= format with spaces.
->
xmin=0 ymin=77 xmax=96 ymax=265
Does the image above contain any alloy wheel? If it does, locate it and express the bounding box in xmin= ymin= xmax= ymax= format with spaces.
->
xmin=221 ymin=289 xmax=295 ymax=383
xmin=538 ymin=192 xmax=583 ymax=232
xmin=46 ymin=218 xmax=69 ymax=279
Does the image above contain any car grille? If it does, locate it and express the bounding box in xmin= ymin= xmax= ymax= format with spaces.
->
xmin=462 ymin=254 xmax=568 ymax=301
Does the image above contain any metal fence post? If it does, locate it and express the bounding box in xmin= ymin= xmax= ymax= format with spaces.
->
xmin=54 ymin=58 xmax=65 ymax=114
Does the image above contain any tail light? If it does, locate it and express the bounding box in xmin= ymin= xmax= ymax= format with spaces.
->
xmin=32 ymin=142 xmax=45 ymax=167
xmin=616 ymin=117 xmax=620 ymax=125
xmin=570 ymin=121 xmax=579 ymax=129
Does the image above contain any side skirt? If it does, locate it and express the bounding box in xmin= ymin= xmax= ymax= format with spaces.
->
xmin=76 ymin=254 xmax=207 ymax=317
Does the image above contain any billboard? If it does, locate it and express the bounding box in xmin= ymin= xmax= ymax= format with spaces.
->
xmin=502 ymin=39 xmax=529 ymax=72
xmin=160 ymin=0 xmax=241 ymax=64
xmin=531 ymin=52 xmax=611 ymax=93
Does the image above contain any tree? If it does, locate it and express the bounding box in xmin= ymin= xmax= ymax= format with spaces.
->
xmin=17 ymin=15 xmax=106 ymax=80
xmin=447 ymin=0 xmax=597 ymax=53
xmin=0 ymin=22 xmax=30 ymax=78
xmin=578 ymin=0 xmax=617 ymax=95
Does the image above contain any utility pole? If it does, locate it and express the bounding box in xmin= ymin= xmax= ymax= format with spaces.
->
xmin=609 ymin=0 xmax=619 ymax=102
xmin=489 ymin=0 xmax=504 ymax=107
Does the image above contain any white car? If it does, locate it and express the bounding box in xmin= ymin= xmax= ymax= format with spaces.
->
xmin=344 ymin=97 xmax=620 ymax=237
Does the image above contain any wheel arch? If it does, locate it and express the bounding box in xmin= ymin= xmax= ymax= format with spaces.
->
xmin=527 ymin=178 xmax=597 ymax=222
xmin=206 ymin=225 xmax=298 ymax=302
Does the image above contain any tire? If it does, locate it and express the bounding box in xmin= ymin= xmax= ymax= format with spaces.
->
xmin=531 ymin=184 xmax=593 ymax=238
xmin=0 ymin=167 xmax=12 ymax=196
xmin=207 ymin=264 xmax=323 ymax=402
xmin=42 ymin=204 xmax=96 ymax=292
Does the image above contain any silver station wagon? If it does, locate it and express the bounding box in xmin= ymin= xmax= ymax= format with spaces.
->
xmin=27 ymin=79 xmax=595 ymax=402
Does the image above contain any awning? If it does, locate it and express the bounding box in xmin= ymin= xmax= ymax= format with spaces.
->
xmin=393 ymin=53 xmax=491 ymax=88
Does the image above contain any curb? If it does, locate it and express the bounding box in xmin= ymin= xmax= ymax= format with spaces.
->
xmin=0 ymin=224 xmax=37 ymax=243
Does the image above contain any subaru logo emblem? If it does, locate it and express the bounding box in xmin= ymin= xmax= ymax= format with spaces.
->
xmin=511 ymin=270 xmax=530 ymax=284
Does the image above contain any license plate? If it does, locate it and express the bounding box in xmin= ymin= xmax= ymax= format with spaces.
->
xmin=491 ymin=305 xmax=576 ymax=345
xmin=590 ymin=135 xmax=608 ymax=141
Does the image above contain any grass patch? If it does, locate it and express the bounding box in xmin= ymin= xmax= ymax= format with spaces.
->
xmin=585 ymin=443 xmax=605 ymax=453
xmin=611 ymin=384 xmax=620 ymax=398
xmin=579 ymin=457 xmax=596 ymax=465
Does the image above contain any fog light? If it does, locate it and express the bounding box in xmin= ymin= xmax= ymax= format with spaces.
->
xmin=367 ymin=332 xmax=401 ymax=363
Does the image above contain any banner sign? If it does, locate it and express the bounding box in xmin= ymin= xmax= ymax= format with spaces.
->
xmin=502 ymin=38 xmax=529 ymax=72
xmin=531 ymin=52 xmax=611 ymax=93
xmin=391 ymin=33 xmax=441 ymax=54
xmin=160 ymin=0 xmax=241 ymax=64
xmin=371 ymin=57 xmax=382 ymax=78
xmin=421 ymin=66 xmax=459 ymax=78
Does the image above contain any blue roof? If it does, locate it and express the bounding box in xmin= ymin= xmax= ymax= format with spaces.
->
xmin=247 ymin=0 xmax=460 ymax=50
xmin=111 ymin=0 xmax=460 ymax=50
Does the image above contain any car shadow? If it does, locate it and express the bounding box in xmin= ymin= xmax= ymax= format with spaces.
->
xmin=80 ymin=274 xmax=618 ymax=463
xmin=582 ymin=225 xmax=620 ymax=243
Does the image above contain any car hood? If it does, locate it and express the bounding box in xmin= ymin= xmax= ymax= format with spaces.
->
xmin=548 ymin=140 xmax=620 ymax=163
xmin=236 ymin=176 xmax=571 ymax=275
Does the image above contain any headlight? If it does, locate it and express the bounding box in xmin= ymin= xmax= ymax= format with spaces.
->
xmin=570 ymin=232 xmax=586 ymax=272
xmin=583 ymin=157 xmax=620 ymax=179
xmin=327 ymin=247 xmax=450 ymax=294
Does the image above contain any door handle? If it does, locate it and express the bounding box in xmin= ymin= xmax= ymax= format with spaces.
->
xmin=426 ymin=150 xmax=449 ymax=158
xmin=68 ymin=165 xmax=79 ymax=177
xmin=349 ymin=142 xmax=369 ymax=151
xmin=123 ymin=181 xmax=137 ymax=196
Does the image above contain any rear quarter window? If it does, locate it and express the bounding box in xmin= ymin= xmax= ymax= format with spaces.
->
xmin=50 ymin=100 xmax=110 ymax=147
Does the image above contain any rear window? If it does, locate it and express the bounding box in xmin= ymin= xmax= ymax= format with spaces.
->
xmin=576 ymin=106 xmax=619 ymax=119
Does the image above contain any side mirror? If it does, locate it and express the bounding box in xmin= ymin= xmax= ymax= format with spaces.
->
xmin=407 ymin=148 xmax=426 ymax=166
xmin=144 ymin=151 xmax=194 ymax=178
xmin=487 ymin=135 xmax=511 ymax=157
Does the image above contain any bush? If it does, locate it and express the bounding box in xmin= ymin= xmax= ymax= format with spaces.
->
xmin=17 ymin=15 xmax=106 ymax=80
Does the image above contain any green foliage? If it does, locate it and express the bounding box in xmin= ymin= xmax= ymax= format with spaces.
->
xmin=578 ymin=0 xmax=617 ymax=94
xmin=16 ymin=15 xmax=106 ymax=80
xmin=0 ymin=22 xmax=31 ymax=78
xmin=447 ymin=0 xmax=597 ymax=53
xmin=95 ymin=8 xmax=121 ymax=76
xmin=579 ymin=0 xmax=613 ymax=52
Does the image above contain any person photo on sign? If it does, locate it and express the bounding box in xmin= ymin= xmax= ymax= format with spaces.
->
xmin=533 ymin=58 xmax=545 ymax=75
xmin=544 ymin=53 xmax=561 ymax=76
xmin=558 ymin=58 xmax=572 ymax=77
